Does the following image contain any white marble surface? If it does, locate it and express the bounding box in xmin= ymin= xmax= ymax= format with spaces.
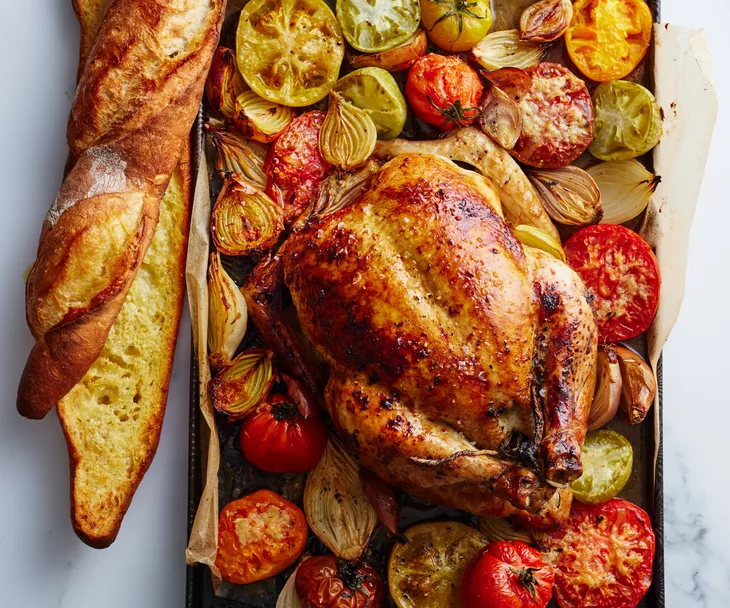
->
xmin=0 ymin=0 xmax=728 ymax=606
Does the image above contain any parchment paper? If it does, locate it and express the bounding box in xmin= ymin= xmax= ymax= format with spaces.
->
xmin=185 ymin=151 xmax=222 ymax=586
xmin=642 ymin=25 xmax=718 ymax=472
xmin=184 ymin=24 xmax=718 ymax=589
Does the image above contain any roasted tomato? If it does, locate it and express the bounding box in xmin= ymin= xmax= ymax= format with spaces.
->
xmin=461 ymin=540 xmax=554 ymax=608
xmin=544 ymin=499 xmax=656 ymax=608
xmin=564 ymin=224 xmax=660 ymax=343
xmin=488 ymin=63 xmax=593 ymax=168
xmin=265 ymin=111 xmax=332 ymax=224
xmin=215 ymin=489 xmax=307 ymax=585
xmin=240 ymin=393 xmax=328 ymax=473
xmin=295 ymin=556 xmax=385 ymax=608
xmin=421 ymin=0 xmax=493 ymax=52
xmin=566 ymin=0 xmax=653 ymax=82
xmin=405 ymin=54 xmax=483 ymax=131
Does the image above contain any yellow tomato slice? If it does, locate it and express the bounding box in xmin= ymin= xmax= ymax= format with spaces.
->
xmin=389 ymin=521 xmax=487 ymax=608
xmin=236 ymin=0 xmax=344 ymax=107
xmin=565 ymin=0 xmax=652 ymax=82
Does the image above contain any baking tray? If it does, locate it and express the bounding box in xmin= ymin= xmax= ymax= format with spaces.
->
xmin=186 ymin=1 xmax=665 ymax=605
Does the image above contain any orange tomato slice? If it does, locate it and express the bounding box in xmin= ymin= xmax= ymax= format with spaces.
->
xmin=215 ymin=489 xmax=307 ymax=585
xmin=565 ymin=0 xmax=653 ymax=82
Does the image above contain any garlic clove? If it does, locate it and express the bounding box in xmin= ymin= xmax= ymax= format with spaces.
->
xmin=206 ymin=124 xmax=268 ymax=189
xmin=614 ymin=345 xmax=656 ymax=424
xmin=234 ymin=90 xmax=295 ymax=143
xmin=520 ymin=0 xmax=573 ymax=43
xmin=303 ymin=436 xmax=378 ymax=560
xmin=205 ymin=47 xmax=247 ymax=119
xmin=587 ymin=345 xmax=622 ymax=430
xmin=528 ymin=166 xmax=603 ymax=226
xmin=514 ymin=224 xmax=566 ymax=262
xmin=319 ymin=92 xmax=378 ymax=170
xmin=347 ymin=29 xmax=427 ymax=73
xmin=211 ymin=174 xmax=284 ymax=256
xmin=471 ymin=30 xmax=547 ymax=71
xmin=479 ymin=85 xmax=523 ymax=150
xmin=588 ymin=160 xmax=661 ymax=225
xmin=208 ymin=252 xmax=247 ymax=372
xmin=209 ymin=349 xmax=276 ymax=420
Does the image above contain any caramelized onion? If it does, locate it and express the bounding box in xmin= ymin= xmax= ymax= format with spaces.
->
xmin=347 ymin=29 xmax=428 ymax=73
xmin=528 ymin=166 xmax=603 ymax=226
xmin=472 ymin=30 xmax=547 ymax=70
xmin=205 ymin=47 xmax=247 ymax=119
xmin=211 ymin=174 xmax=284 ymax=256
xmin=479 ymin=85 xmax=522 ymax=150
xmin=520 ymin=0 xmax=573 ymax=43
xmin=234 ymin=90 xmax=295 ymax=143
xmin=615 ymin=345 xmax=657 ymax=424
xmin=207 ymin=125 xmax=268 ymax=189
xmin=304 ymin=436 xmax=377 ymax=559
xmin=319 ymin=92 xmax=377 ymax=170
xmin=209 ymin=349 xmax=276 ymax=420
xmin=207 ymin=251 xmax=247 ymax=372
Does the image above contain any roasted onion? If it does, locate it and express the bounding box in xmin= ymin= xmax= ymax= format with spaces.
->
xmin=347 ymin=29 xmax=428 ymax=73
xmin=514 ymin=224 xmax=566 ymax=262
xmin=234 ymin=90 xmax=295 ymax=143
xmin=205 ymin=47 xmax=247 ymax=119
xmin=207 ymin=251 xmax=247 ymax=372
xmin=588 ymin=160 xmax=661 ymax=225
xmin=479 ymin=85 xmax=522 ymax=150
xmin=587 ymin=345 xmax=622 ymax=430
xmin=209 ymin=349 xmax=276 ymax=420
xmin=319 ymin=92 xmax=377 ymax=170
xmin=472 ymin=30 xmax=547 ymax=70
xmin=207 ymin=125 xmax=268 ymax=189
xmin=479 ymin=516 xmax=536 ymax=545
xmin=528 ymin=166 xmax=603 ymax=226
xmin=304 ymin=436 xmax=378 ymax=559
xmin=211 ymin=174 xmax=284 ymax=256
xmin=520 ymin=0 xmax=573 ymax=42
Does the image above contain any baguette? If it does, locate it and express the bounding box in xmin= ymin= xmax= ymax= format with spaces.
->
xmin=18 ymin=0 xmax=224 ymax=419
xmin=58 ymin=146 xmax=191 ymax=548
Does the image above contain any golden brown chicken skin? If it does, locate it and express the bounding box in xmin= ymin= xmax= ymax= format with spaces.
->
xmin=280 ymin=154 xmax=597 ymax=519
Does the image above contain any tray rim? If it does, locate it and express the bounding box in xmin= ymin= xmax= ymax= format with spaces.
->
xmin=185 ymin=1 xmax=665 ymax=603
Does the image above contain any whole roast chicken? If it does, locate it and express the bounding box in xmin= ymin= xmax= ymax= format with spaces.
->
xmin=248 ymin=135 xmax=597 ymax=522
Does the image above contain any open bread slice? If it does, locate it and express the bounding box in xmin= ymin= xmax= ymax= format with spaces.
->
xmin=57 ymin=152 xmax=191 ymax=547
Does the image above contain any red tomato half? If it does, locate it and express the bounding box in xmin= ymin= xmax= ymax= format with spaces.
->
xmin=265 ymin=111 xmax=332 ymax=224
xmin=240 ymin=393 xmax=327 ymax=473
xmin=490 ymin=62 xmax=593 ymax=168
xmin=545 ymin=499 xmax=656 ymax=608
xmin=295 ymin=556 xmax=385 ymax=608
xmin=461 ymin=540 xmax=554 ymax=608
xmin=564 ymin=224 xmax=661 ymax=343
xmin=215 ymin=489 xmax=307 ymax=585
xmin=405 ymin=54 xmax=483 ymax=131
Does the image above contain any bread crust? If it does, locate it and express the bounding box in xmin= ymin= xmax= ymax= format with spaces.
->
xmin=19 ymin=0 xmax=224 ymax=418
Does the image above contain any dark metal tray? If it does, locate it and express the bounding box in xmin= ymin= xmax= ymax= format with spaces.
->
xmin=186 ymin=1 xmax=665 ymax=605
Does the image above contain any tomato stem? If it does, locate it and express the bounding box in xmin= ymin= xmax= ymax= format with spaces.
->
xmin=428 ymin=0 xmax=487 ymax=42
xmin=426 ymin=95 xmax=481 ymax=128
xmin=511 ymin=566 xmax=541 ymax=601
xmin=271 ymin=402 xmax=299 ymax=421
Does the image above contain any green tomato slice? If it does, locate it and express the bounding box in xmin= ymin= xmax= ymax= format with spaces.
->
xmin=334 ymin=67 xmax=407 ymax=139
xmin=570 ymin=429 xmax=633 ymax=505
xmin=589 ymin=80 xmax=662 ymax=161
xmin=336 ymin=0 xmax=420 ymax=53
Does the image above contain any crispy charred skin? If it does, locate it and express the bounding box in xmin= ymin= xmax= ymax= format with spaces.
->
xmin=280 ymin=154 xmax=596 ymax=518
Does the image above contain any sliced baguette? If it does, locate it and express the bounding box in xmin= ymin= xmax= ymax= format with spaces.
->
xmin=57 ymin=148 xmax=191 ymax=548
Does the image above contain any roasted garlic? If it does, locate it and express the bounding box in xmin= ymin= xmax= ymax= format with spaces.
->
xmin=205 ymin=47 xmax=247 ymax=119
xmin=514 ymin=224 xmax=566 ymax=262
xmin=347 ymin=29 xmax=428 ymax=73
xmin=528 ymin=166 xmax=603 ymax=226
xmin=211 ymin=174 xmax=284 ymax=256
xmin=588 ymin=345 xmax=622 ymax=430
xmin=303 ymin=436 xmax=378 ymax=560
xmin=319 ymin=92 xmax=377 ymax=170
xmin=207 ymin=252 xmax=247 ymax=372
xmin=615 ymin=345 xmax=657 ymax=424
xmin=209 ymin=349 xmax=276 ymax=420
xmin=520 ymin=0 xmax=573 ymax=43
